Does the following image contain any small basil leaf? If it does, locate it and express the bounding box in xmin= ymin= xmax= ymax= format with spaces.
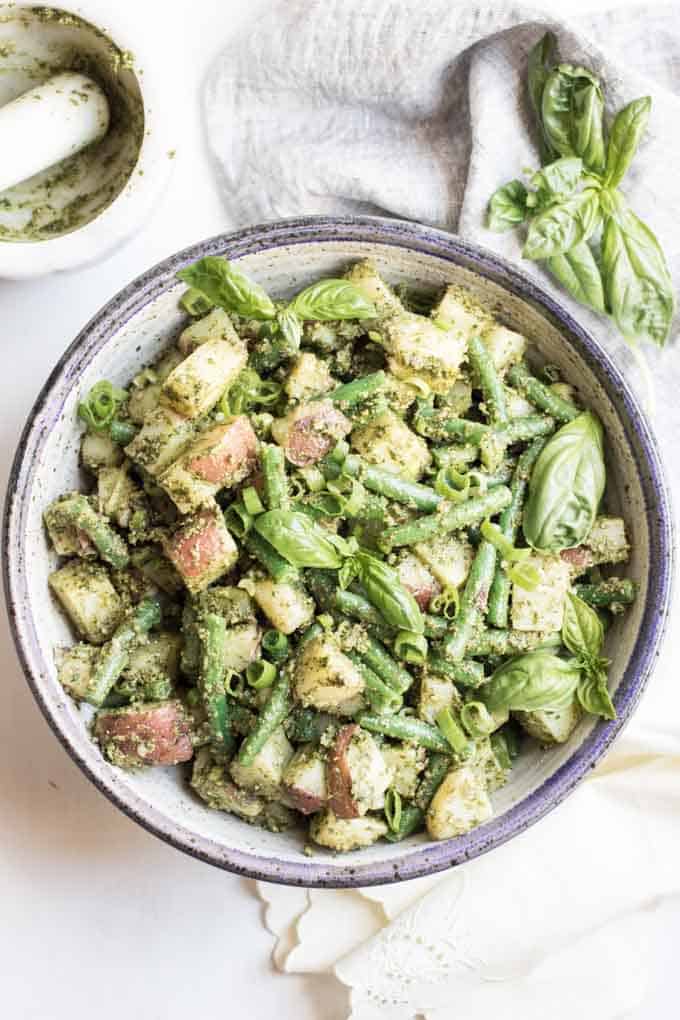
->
xmin=562 ymin=592 xmax=604 ymax=659
xmin=570 ymin=80 xmax=605 ymax=173
xmin=601 ymin=198 xmax=675 ymax=348
xmin=253 ymin=510 xmax=342 ymax=568
xmin=523 ymin=189 xmax=600 ymax=260
xmin=528 ymin=32 xmax=559 ymax=160
xmin=546 ymin=241 xmax=606 ymax=313
xmin=530 ymin=156 xmax=583 ymax=202
xmin=486 ymin=180 xmax=528 ymax=232
xmin=276 ymin=307 xmax=303 ymax=354
xmin=541 ymin=64 xmax=601 ymax=160
xmin=356 ymin=551 xmax=424 ymax=634
xmin=605 ymin=96 xmax=651 ymax=189
xmin=177 ymin=257 xmax=276 ymax=320
xmin=482 ymin=651 xmax=581 ymax=712
xmin=577 ymin=669 xmax=616 ymax=720
xmin=338 ymin=557 xmax=362 ymax=590
xmin=289 ymin=279 xmax=376 ymax=321
xmin=523 ymin=411 xmax=606 ymax=552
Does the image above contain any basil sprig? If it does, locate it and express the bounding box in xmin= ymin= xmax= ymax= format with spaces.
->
xmin=178 ymin=256 xmax=276 ymax=320
xmin=481 ymin=651 xmax=582 ymax=713
xmin=562 ymin=592 xmax=616 ymax=719
xmin=253 ymin=510 xmax=343 ymax=568
xmin=487 ymin=33 xmax=675 ymax=350
xmin=523 ymin=411 xmax=605 ymax=552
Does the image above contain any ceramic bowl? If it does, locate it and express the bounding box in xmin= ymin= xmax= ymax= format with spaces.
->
xmin=4 ymin=216 xmax=673 ymax=887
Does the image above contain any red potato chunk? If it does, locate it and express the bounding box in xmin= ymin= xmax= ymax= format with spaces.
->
xmin=396 ymin=553 xmax=441 ymax=611
xmin=284 ymin=401 xmax=351 ymax=467
xmin=186 ymin=416 xmax=257 ymax=485
xmin=560 ymin=546 xmax=594 ymax=571
xmin=95 ymin=700 xmax=193 ymax=768
xmin=162 ymin=507 xmax=238 ymax=593
xmin=328 ymin=724 xmax=360 ymax=819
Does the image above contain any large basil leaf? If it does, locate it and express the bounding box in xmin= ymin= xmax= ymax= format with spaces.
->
xmin=482 ymin=651 xmax=581 ymax=712
xmin=523 ymin=189 xmax=600 ymax=260
xmin=253 ymin=510 xmax=342 ymax=568
xmin=601 ymin=197 xmax=675 ymax=347
xmin=528 ymin=32 xmax=559 ymax=160
xmin=290 ymin=279 xmax=376 ymax=321
xmin=356 ymin=551 xmax=424 ymax=634
xmin=547 ymin=241 xmax=606 ymax=313
xmin=562 ymin=592 xmax=604 ymax=659
xmin=177 ymin=257 xmax=276 ymax=320
xmin=541 ymin=65 xmax=605 ymax=171
xmin=605 ymin=97 xmax=651 ymax=189
xmin=486 ymin=180 xmax=528 ymax=232
xmin=577 ymin=670 xmax=616 ymax=720
xmin=570 ymin=79 xmax=605 ymax=173
xmin=530 ymin=156 xmax=583 ymax=203
xmin=523 ymin=411 xmax=606 ymax=551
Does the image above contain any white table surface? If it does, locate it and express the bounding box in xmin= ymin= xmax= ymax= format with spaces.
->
xmin=0 ymin=2 xmax=677 ymax=1017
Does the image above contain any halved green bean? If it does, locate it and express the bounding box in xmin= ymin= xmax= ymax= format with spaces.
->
xmin=440 ymin=541 xmax=497 ymax=661
xmin=507 ymin=363 xmax=579 ymax=423
xmin=346 ymin=652 xmax=402 ymax=714
xmin=357 ymin=635 xmax=415 ymax=695
xmin=468 ymin=335 xmax=508 ymax=425
xmin=324 ymin=452 xmax=442 ymax=512
xmin=358 ymin=712 xmax=450 ymax=752
xmin=237 ymin=671 xmax=292 ymax=766
xmin=573 ymin=578 xmax=638 ymax=608
xmin=328 ymin=371 xmax=386 ymax=409
xmin=261 ymin=443 xmax=289 ymax=510
xmin=378 ymin=486 xmax=512 ymax=551
xmin=487 ymin=437 xmax=548 ymax=628
xmin=88 ymin=597 xmax=161 ymax=707
xmin=464 ymin=628 xmax=561 ymax=657
xmin=414 ymin=752 xmax=451 ymax=811
xmin=51 ymin=493 xmax=129 ymax=568
xmin=198 ymin=612 xmax=234 ymax=750
xmin=384 ymin=802 xmax=424 ymax=842
xmin=244 ymin=531 xmax=299 ymax=583
xmin=428 ymin=656 xmax=486 ymax=688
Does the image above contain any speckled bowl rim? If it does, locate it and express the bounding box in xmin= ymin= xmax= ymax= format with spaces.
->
xmin=4 ymin=215 xmax=674 ymax=887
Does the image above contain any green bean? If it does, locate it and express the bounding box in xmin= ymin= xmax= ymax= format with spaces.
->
xmin=262 ymin=629 xmax=290 ymax=662
xmin=52 ymin=493 xmax=129 ymax=569
xmin=261 ymin=443 xmax=289 ymax=510
xmin=237 ymin=671 xmax=292 ymax=766
xmin=357 ymin=635 xmax=415 ymax=695
xmin=88 ymin=597 xmax=161 ymax=707
xmin=328 ymin=371 xmax=386 ymax=409
xmin=573 ymin=578 xmax=638 ymax=608
xmin=463 ymin=628 xmax=561 ymax=657
xmin=440 ymin=541 xmax=497 ymax=661
xmin=284 ymin=704 xmax=329 ymax=743
xmin=378 ymin=485 xmax=512 ymax=551
xmin=244 ymin=531 xmax=299 ymax=583
xmin=428 ymin=656 xmax=486 ymax=688
xmin=109 ymin=419 xmax=139 ymax=445
xmin=424 ymin=614 xmax=448 ymax=639
xmin=507 ymin=363 xmax=579 ymax=423
xmin=358 ymin=712 xmax=450 ymax=752
xmin=414 ymin=407 xmax=555 ymax=446
xmin=324 ymin=452 xmax=442 ymax=512
xmin=308 ymin=569 xmax=393 ymax=631
xmin=384 ymin=802 xmax=424 ymax=842
xmin=198 ymin=612 xmax=235 ymax=750
xmin=467 ymin=335 xmax=509 ymax=425
xmin=180 ymin=604 xmax=201 ymax=679
xmin=431 ymin=444 xmax=479 ymax=469
xmin=346 ymin=652 xmax=402 ymax=714
xmin=414 ymin=752 xmax=452 ymax=811
xmin=487 ymin=437 xmax=548 ymax=628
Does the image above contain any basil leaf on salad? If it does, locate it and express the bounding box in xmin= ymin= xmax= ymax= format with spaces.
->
xmin=482 ymin=651 xmax=582 ymax=712
xmin=253 ymin=510 xmax=343 ymax=568
xmin=177 ymin=256 xmax=276 ymax=320
xmin=290 ymin=279 xmax=376 ymax=321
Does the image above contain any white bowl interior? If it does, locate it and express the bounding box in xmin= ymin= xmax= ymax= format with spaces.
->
xmin=17 ymin=239 xmax=647 ymax=876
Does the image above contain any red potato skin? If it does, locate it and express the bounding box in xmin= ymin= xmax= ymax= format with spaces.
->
xmin=401 ymin=574 xmax=441 ymax=612
xmin=283 ymin=784 xmax=325 ymax=816
xmin=561 ymin=546 xmax=594 ymax=571
xmin=95 ymin=700 xmax=194 ymax=767
xmin=187 ymin=416 xmax=258 ymax=487
xmin=327 ymin=724 xmax=360 ymax=819
xmin=163 ymin=509 xmax=230 ymax=582
xmin=285 ymin=402 xmax=351 ymax=467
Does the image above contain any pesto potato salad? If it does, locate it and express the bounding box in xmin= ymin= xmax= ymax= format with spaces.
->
xmin=45 ymin=258 xmax=637 ymax=853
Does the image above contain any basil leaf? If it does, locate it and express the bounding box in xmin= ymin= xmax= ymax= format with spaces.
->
xmin=338 ymin=557 xmax=361 ymax=590
xmin=605 ymin=96 xmax=651 ymax=189
xmin=253 ymin=510 xmax=342 ymax=568
xmin=528 ymin=32 xmax=559 ymax=160
xmin=290 ymin=279 xmax=376 ymax=321
xmin=546 ymin=241 xmax=606 ymax=313
xmin=577 ymin=669 xmax=616 ymax=720
xmin=562 ymin=592 xmax=604 ymax=659
xmin=356 ymin=551 xmax=424 ymax=634
xmin=177 ymin=257 xmax=276 ymax=320
xmin=482 ymin=651 xmax=581 ymax=712
xmin=541 ymin=64 xmax=601 ymax=161
xmin=486 ymin=180 xmax=528 ymax=232
xmin=601 ymin=197 xmax=675 ymax=347
xmin=570 ymin=80 xmax=605 ymax=173
xmin=523 ymin=411 xmax=606 ymax=552
xmin=276 ymin=307 xmax=303 ymax=354
xmin=523 ymin=189 xmax=600 ymax=260
xmin=531 ymin=156 xmax=583 ymax=202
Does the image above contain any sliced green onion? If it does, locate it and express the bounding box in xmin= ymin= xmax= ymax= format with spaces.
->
xmin=384 ymin=788 xmax=403 ymax=833
xmin=324 ymin=476 xmax=366 ymax=516
xmin=180 ymin=287 xmax=214 ymax=316
xmin=435 ymin=707 xmax=470 ymax=755
xmin=246 ymin=660 xmax=277 ymax=689
xmin=262 ymin=629 xmax=290 ymax=662
xmin=242 ymin=486 xmax=265 ymax=516
xmin=288 ymin=476 xmax=307 ymax=499
xmin=78 ymin=380 xmax=127 ymax=432
xmin=253 ymin=380 xmax=282 ymax=405
xmin=299 ymin=466 xmax=325 ymax=493
xmin=224 ymin=502 xmax=253 ymax=538
xmin=226 ymin=672 xmax=249 ymax=700
xmin=467 ymin=470 xmax=489 ymax=493
xmin=308 ymin=492 xmax=346 ymax=517
xmin=460 ymin=701 xmax=497 ymax=738
xmin=435 ymin=466 xmax=470 ymax=502
xmin=481 ymin=520 xmax=531 ymax=563
xmin=430 ymin=586 xmax=460 ymax=620
xmin=507 ymin=561 xmax=541 ymax=591
xmin=394 ymin=630 xmax=428 ymax=665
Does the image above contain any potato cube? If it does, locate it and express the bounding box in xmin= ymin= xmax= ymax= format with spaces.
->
xmin=383 ymin=312 xmax=467 ymax=394
xmin=418 ymin=670 xmax=459 ymax=725
xmin=481 ymin=323 xmax=527 ymax=375
xmin=178 ymin=308 xmax=241 ymax=355
xmin=396 ymin=553 xmax=440 ymax=611
xmin=431 ymin=285 xmax=489 ymax=334
xmin=515 ymin=698 xmax=582 ymax=745
xmin=191 ymin=749 xmax=265 ymax=820
xmin=223 ymin=621 xmax=262 ymax=673
xmin=344 ymin=260 xmax=402 ymax=318
xmin=310 ymin=809 xmax=387 ymax=851
xmin=252 ymin=577 xmax=315 ymax=634
xmin=161 ymin=336 xmax=247 ymax=419
xmin=414 ymin=535 xmax=473 ymax=590
xmin=284 ymin=352 xmax=336 ymax=403
xmin=351 ymin=410 xmax=431 ymax=480
xmin=56 ymin=643 xmax=99 ymax=700
xmin=163 ymin=507 xmax=238 ymax=593
xmin=512 ymin=555 xmax=571 ymax=632
xmin=585 ymin=516 xmax=629 ymax=565
xmin=282 ymin=745 xmax=328 ymax=815
xmin=49 ymin=561 xmax=123 ymax=644
xmin=345 ymin=729 xmax=392 ymax=814
xmin=426 ymin=765 xmax=493 ymax=839
xmin=381 ymin=743 xmax=427 ymax=799
xmin=294 ymin=635 xmax=366 ymax=715
xmin=230 ymin=726 xmax=294 ymax=799
xmin=124 ymin=406 xmax=195 ymax=476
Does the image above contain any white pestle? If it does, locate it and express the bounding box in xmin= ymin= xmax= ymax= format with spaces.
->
xmin=0 ymin=71 xmax=110 ymax=194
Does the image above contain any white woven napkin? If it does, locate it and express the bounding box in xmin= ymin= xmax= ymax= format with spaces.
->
xmin=204 ymin=4 xmax=680 ymax=1016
